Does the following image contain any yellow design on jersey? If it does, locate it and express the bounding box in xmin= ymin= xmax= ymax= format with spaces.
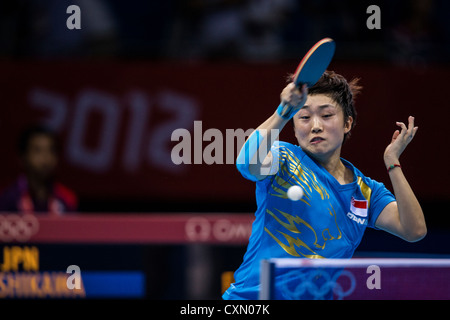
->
xmin=265 ymin=147 xmax=343 ymax=258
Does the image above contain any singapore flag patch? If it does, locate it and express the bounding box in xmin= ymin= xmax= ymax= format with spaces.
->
xmin=350 ymin=197 xmax=368 ymax=217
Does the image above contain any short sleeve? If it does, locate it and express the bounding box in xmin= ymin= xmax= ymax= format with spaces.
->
xmin=367 ymin=181 xmax=396 ymax=229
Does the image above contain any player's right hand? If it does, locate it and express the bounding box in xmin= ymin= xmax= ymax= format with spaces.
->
xmin=280 ymin=83 xmax=308 ymax=109
xmin=276 ymin=83 xmax=308 ymax=120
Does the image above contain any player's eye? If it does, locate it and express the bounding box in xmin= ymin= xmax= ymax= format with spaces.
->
xmin=299 ymin=115 xmax=310 ymax=120
xmin=323 ymin=114 xmax=333 ymax=118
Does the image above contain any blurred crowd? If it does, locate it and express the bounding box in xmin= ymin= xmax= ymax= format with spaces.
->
xmin=1 ymin=0 xmax=450 ymax=65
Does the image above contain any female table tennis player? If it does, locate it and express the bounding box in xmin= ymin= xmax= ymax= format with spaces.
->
xmin=223 ymin=70 xmax=426 ymax=300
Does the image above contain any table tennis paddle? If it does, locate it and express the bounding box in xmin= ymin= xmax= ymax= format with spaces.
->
xmin=292 ymin=38 xmax=336 ymax=88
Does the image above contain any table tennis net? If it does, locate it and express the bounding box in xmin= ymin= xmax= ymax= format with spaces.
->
xmin=259 ymin=258 xmax=450 ymax=300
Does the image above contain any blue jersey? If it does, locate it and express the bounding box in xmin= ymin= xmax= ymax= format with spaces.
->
xmin=223 ymin=141 xmax=395 ymax=300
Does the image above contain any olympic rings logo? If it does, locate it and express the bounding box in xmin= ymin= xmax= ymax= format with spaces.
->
xmin=279 ymin=268 xmax=356 ymax=300
xmin=0 ymin=214 xmax=39 ymax=242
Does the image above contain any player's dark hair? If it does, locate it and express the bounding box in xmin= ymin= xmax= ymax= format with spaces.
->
xmin=308 ymin=70 xmax=362 ymax=142
xmin=18 ymin=124 xmax=60 ymax=155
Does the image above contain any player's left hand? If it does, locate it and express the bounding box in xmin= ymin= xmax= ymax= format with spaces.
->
xmin=383 ymin=116 xmax=418 ymax=167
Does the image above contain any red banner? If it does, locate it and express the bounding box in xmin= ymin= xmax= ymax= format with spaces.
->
xmin=0 ymin=213 xmax=254 ymax=244
xmin=0 ymin=61 xmax=448 ymax=203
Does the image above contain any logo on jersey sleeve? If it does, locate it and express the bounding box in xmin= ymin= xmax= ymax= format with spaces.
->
xmin=347 ymin=197 xmax=368 ymax=225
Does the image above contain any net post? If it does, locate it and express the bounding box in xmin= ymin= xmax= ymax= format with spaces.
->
xmin=259 ymin=259 xmax=275 ymax=300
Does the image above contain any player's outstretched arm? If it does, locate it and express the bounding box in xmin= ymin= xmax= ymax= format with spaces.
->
xmin=236 ymin=83 xmax=307 ymax=181
xmin=375 ymin=116 xmax=427 ymax=242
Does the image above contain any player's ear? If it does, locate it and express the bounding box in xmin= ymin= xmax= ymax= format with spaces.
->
xmin=344 ymin=116 xmax=353 ymax=133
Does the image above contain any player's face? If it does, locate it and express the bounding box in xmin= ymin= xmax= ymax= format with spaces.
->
xmin=24 ymin=134 xmax=58 ymax=181
xmin=293 ymin=94 xmax=352 ymax=162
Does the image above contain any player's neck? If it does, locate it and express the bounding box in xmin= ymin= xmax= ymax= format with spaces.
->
xmin=317 ymin=152 xmax=352 ymax=185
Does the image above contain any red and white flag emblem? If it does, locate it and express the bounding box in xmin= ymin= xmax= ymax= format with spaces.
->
xmin=350 ymin=197 xmax=368 ymax=217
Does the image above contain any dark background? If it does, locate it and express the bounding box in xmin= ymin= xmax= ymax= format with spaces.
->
xmin=1 ymin=0 xmax=450 ymax=299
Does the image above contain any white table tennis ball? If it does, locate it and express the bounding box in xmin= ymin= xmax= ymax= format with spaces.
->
xmin=287 ymin=185 xmax=304 ymax=201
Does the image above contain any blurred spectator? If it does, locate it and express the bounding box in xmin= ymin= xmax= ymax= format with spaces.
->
xmin=197 ymin=0 xmax=244 ymax=60
xmin=166 ymin=0 xmax=245 ymax=60
xmin=0 ymin=125 xmax=78 ymax=214
xmin=167 ymin=0 xmax=297 ymax=61
xmin=239 ymin=0 xmax=297 ymax=61
xmin=0 ymin=0 xmax=118 ymax=59
xmin=386 ymin=0 xmax=444 ymax=67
